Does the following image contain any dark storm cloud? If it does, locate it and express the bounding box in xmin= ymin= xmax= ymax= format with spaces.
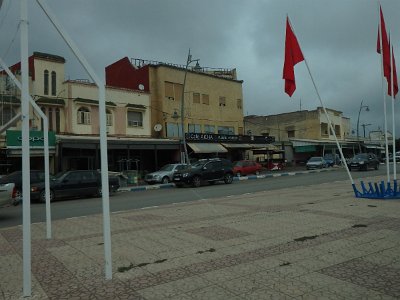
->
xmin=0 ymin=0 xmax=399 ymax=135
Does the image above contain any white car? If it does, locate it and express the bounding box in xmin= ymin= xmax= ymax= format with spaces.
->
xmin=0 ymin=183 xmax=15 ymax=207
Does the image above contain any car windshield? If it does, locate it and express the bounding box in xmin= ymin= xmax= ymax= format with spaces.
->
xmin=53 ymin=171 xmax=69 ymax=179
xmin=309 ymin=157 xmax=322 ymax=162
xmin=354 ymin=154 xmax=368 ymax=159
xmin=159 ymin=164 xmax=175 ymax=171
xmin=191 ymin=161 xmax=208 ymax=168
xmin=233 ymin=161 xmax=243 ymax=167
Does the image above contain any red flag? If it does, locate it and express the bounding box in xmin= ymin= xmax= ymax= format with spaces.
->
xmin=378 ymin=6 xmax=390 ymax=81
xmin=283 ymin=17 xmax=304 ymax=97
xmin=389 ymin=46 xmax=398 ymax=97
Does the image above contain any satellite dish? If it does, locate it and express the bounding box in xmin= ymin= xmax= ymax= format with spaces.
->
xmin=154 ymin=124 xmax=162 ymax=132
xmin=138 ymin=84 xmax=145 ymax=90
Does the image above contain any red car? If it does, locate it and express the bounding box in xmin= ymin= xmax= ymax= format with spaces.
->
xmin=233 ymin=160 xmax=262 ymax=176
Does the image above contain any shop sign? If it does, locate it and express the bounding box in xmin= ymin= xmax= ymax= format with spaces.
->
xmin=294 ymin=145 xmax=316 ymax=153
xmin=6 ymin=130 xmax=56 ymax=148
xmin=185 ymin=133 xmax=275 ymax=144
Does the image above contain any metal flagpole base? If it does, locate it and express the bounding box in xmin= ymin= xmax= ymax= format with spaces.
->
xmin=353 ymin=179 xmax=400 ymax=199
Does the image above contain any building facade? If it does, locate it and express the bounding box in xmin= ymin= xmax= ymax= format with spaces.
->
xmin=106 ymin=57 xmax=249 ymax=162
xmin=245 ymin=108 xmax=357 ymax=165
xmin=0 ymin=52 xmax=180 ymax=175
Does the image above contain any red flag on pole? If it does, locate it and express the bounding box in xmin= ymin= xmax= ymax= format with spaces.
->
xmin=378 ymin=6 xmax=391 ymax=81
xmin=389 ymin=45 xmax=398 ymax=97
xmin=283 ymin=16 xmax=304 ymax=97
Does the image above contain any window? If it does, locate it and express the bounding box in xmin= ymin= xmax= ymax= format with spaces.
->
xmin=321 ymin=122 xmax=328 ymax=136
xmin=48 ymin=107 xmax=53 ymax=131
xmin=202 ymin=94 xmax=209 ymax=105
xmin=165 ymin=82 xmax=174 ymax=100
xmin=287 ymin=130 xmax=295 ymax=138
xmin=335 ymin=125 xmax=341 ymax=137
xmin=51 ymin=71 xmax=56 ymax=96
xmin=218 ymin=126 xmax=234 ymax=135
xmin=188 ymin=124 xmax=201 ymax=133
xmin=55 ymin=108 xmax=60 ymax=133
xmin=204 ymin=125 xmax=215 ymax=134
xmin=166 ymin=122 xmax=182 ymax=138
xmin=44 ymin=70 xmax=49 ymax=95
xmin=0 ymin=107 xmax=15 ymax=124
xmin=106 ymin=109 xmax=113 ymax=126
xmin=237 ymin=99 xmax=242 ymax=109
xmin=219 ymin=96 xmax=226 ymax=107
xmin=164 ymin=82 xmax=183 ymax=101
xmin=193 ymin=93 xmax=200 ymax=104
xmin=77 ymin=107 xmax=91 ymax=125
xmin=127 ymin=111 xmax=143 ymax=127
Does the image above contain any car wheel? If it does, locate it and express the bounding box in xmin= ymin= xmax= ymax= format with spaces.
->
xmin=96 ymin=187 xmax=102 ymax=197
xmin=161 ymin=176 xmax=169 ymax=184
xmin=375 ymin=163 xmax=379 ymax=170
xmin=236 ymin=171 xmax=241 ymax=177
xmin=192 ymin=176 xmax=201 ymax=188
xmin=224 ymin=173 xmax=233 ymax=184
xmin=40 ymin=190 xmax=54 ymax=203
xmin=348 ymin=167 xmax=352 ymax=171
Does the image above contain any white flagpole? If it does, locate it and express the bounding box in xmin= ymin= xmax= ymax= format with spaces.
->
xmin=36 ymin=0 xmax=112 ymax=279
xmin=390 ymin=44 xmax=396 ymax=180
xmin=20 ymin=0 xmax=31 ymax=296
xmin=288 ymin=17 xmax=354 ymax=185
xmin=378 ymin=4 xmax=390 ymax=183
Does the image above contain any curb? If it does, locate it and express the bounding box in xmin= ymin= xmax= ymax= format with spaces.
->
xmin=120 ymin=168 xmax=336 ymax=192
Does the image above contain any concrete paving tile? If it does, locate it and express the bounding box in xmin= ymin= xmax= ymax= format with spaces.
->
xmin=184 ymin=284 xmax=240 ymax=300
xmin=137 ymin=281 xmax=185 ymax=300
xmin=239 ymin=288 xmax=295 ymax=300
xmin=216 ymin=274 xmax=271 ymax=296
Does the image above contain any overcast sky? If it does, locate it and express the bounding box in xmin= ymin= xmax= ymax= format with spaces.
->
xmin=0 ymin=0 xmax=399 ymax=137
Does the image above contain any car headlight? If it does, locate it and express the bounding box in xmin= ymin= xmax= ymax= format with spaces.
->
xmin=31 ymin=186 xmax=39 ymax=192
xmin=182 ymin=173 xmax=190 ymax=177
xmin=359 ymin=161 xmax=365 ymax=164
xmin=153 ymin=175 xmax=161 ymax=179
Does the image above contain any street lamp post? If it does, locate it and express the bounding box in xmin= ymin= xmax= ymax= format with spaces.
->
xmin=180 ymin=49 xmax=199 ymax=165
xmin=356 ymin=100 xmax=369 ymax=152
xmin=361 ymin=123 xmax=372 ymax=138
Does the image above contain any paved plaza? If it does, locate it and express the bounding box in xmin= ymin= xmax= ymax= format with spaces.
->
xmin=1 ymin=175 xmax=400 ymax=299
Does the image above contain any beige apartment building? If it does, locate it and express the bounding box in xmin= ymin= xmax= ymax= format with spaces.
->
xmin=245 ymin=108 xmax=358 ymax=165
xmin=106 ymin=57 xmax=252 ymax=162
xmin=0 ymin=52 xmax=181 ymax=174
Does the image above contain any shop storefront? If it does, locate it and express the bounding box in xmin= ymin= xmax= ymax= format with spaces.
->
xmin=185 ymin=133 xmax=275 ymax=162
xmin=3 ymin=130 xmax=56 ymax=173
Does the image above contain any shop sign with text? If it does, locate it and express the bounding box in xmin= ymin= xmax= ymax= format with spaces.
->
xmin=185 ymin=133 xmax=275 ymax=144
xmin=6 ymin=130 xmax=56 ymax=148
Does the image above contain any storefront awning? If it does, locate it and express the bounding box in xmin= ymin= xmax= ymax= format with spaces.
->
xmin=187 ymin=142 xmax=227 ymax=153
xmin=221 ymin=143 xmax=252 ymax=149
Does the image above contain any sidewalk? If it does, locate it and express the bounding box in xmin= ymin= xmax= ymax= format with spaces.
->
xmin=1 ymin=174 xmax=400 ymax=299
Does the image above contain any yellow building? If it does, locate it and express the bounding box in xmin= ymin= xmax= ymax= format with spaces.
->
xmin=106 ymin=57 xmax=246 ymax=161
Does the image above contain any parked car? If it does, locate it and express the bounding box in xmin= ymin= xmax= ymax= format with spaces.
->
xmin=0 ymin=183 xmax=15 ymax=207
xmin=306 ymin=157 xmax=327 ymax=170
xmin=233 ymin=160 xmax=262 ymax=176
xmin=144 ymin=163 xmax=187 ymax=184
xmin=30 ymin=170 xmax=120 ymax=202
xmin=348 ymin=153 xmax=380 ymax=171
xmin=323 ymin=153 xmax=340 ymax=167
xmin=173 ymin=158 xmax=234 ymax=188
xmin=0 ymin=170 xmax=46 ymax=205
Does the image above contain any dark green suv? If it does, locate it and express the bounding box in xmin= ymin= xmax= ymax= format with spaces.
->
xmin=173 ymin=158 xmax=234 ymax=188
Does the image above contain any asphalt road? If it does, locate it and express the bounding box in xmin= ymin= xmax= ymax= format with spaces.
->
xmin=0 ymin=167 xmax=391 ymax=228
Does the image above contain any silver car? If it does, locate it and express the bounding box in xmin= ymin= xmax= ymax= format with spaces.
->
xmin=145 ymin=164 xmax=187 ymax=184
xmin=306 ymin=157 xmax=327 ymax=170
xmin=0 ymin=182 xmax=15 ymax=207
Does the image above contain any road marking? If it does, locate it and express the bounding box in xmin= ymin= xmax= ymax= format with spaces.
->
xmin=141 ymin=206 xmax=159 ymax=209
